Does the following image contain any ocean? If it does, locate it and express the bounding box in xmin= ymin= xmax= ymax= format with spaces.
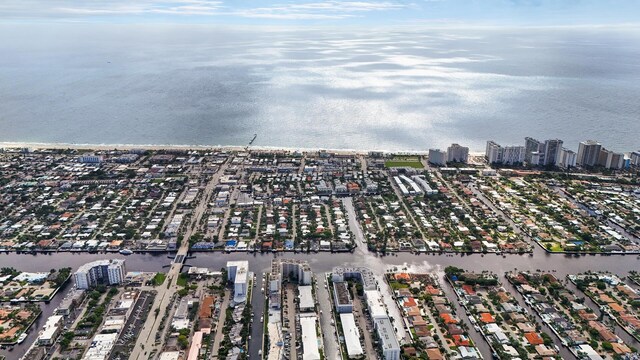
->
xmin=1 ymin=24 xmax=639 ymax=152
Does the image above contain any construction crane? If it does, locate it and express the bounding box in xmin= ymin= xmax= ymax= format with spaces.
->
xmin=244 ymin=134 xmax=257 ymax=151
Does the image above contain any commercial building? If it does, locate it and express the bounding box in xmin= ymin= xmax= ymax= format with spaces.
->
xmin=447 ymin=143 xmax=469 ymax=163
xmin=340 ymin=313 xmax=364 ymax=358
xmin=333 ymin=266 xmax=401 ymax=359
xmin=79 ymin=154 xmax=103 ymax=164
xmin=269 ymin=259 xmax=312 ymax=309
xmin=502 ymin=146 xmax=525 ymax=165
xmin=631 ymin=151 xmax=640 ymax=167
xmin=187 ymin=329 xmax=211 ymax=360
xmin=523 ymin=137 xmax=564 ymax=166
xmin=558 ymin=148 xmax=577 ymax=168
xmin=411 ymin=175 xmax=438 ymax=195
xmin=56 ymin=289 xmax=86 ymax=316
xmin=428 ymin=149 xmax=447 ymax=166
xmin=280 ymin=259 xmax=312 ymax=285
xmin=598 ymin=148 xmax=625 ymax=169
xmin=524 ymin=137 xmax=543 ymax=164
xmin=608 ymin=150 xmax=625 ymax=170
xmin=300 ymin=315 xmax=321 ymax=360
xmin=337 ymin=267 xmax=404 ymax=359
xmin=333 ymin=281 xmax=353 ymax=313
xmin=81 ymin=290 xmax=139 ymax=360
xmin=74 ymin=259 xmax=126 ymax=290
xmin=577 ymin=140 xmax=602 ymax=167
xmin=37 ymin=315 xmax=64 ymax=345
xmin=227 ymin=260 xmax=249 ymax=304
xmin=530 ymin=151 xmax=541 ymax=166
xmin=332 ymin=266 xmax=377 ymax=291
xmin=488 ymin=141 xmax=525 ymax=165
xmin=158 ymin=352 xmax=181 ymax=360
xmin=485 ymin=141 xmax=502 ymax=164
xmin=298 ymin=285 xmax=315 ymax=312
xmin=171 ymin=297 xmax=191 ymax=330
xmin=364 ymin=290 xmax=388 ymax=321
xmin=374 ymin=317 xmax=401 ymax=360
xmin=83 ymin=332 xmax=118 ymax=360
xmin=542 ymin=139 xmax=563 ymax=166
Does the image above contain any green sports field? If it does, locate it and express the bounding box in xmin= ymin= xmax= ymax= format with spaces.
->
xmin=384 ymin=157 xmax=424 ymax=169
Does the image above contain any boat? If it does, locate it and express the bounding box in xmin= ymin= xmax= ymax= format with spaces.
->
xmin=119 ymin=249 xmax=133 ymax=255
xmin=17 ymin=333 xmax=27 ymax=344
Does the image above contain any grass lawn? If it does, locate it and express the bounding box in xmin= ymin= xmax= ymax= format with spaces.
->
xmin=152 ymin=272 xmax=166 ymax=286
xmin=385 ymin=157 xmax=424 ymax=169
xmin=389 ymin=281 xmax=409 ymax=290
xmin=549 ymin=243 xmax=563 ymax=252
xmin=177 ymin=273 xmax=188 ymax=287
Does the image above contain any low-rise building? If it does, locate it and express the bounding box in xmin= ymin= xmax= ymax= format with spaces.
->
xmin=298 ymin=285 xmax=315 ymax=312
xmin=300 ymin=315 xmax=321 ymax=360
xmin=374 ymin=317 xmax=401 ymax=360
xmin=340 ymin=313 xmax=364 ymax=358
xmin=333 ymin=281 xmax=353 ymax=313
xmin=37 ymin=315 xmax=64 ymax=345
xmin=56 ymin=289 xmax=86 ymax=316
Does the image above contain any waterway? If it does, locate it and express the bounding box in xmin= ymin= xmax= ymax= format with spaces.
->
xmin=1 ymin=249 xmax=639 ymax=359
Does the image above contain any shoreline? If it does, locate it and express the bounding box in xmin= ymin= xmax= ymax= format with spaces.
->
xmin=0 ymin=141 xmax=486 ymax=157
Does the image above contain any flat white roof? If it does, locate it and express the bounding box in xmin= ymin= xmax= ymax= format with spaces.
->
xmin=364 ymin=290 xmax=387 ymax=320
xmin=299 ymin=285 xmax=314 ymax=310
xmin=300 ymin=316 xmax=321 ymax=360
xmin=227 ymin=260 xmax=249 ymax=284
xmin=77 ymin=259 xmax=125 ymax=274
xmin=83 ymin=332 xmax=118 ymax=360
xmin=38 ymin=315 xmax=63 ymax=341
xmin=576 ymin=345 xmax=604 ymax=360
xmin=159 ymin=352 xmax=180 ymax=360
xmin=340 ymin=313 xmax=364 ymax=357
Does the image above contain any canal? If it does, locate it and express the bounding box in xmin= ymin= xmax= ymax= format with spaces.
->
xmin=1 ymin=249 xmax=639 ymax=359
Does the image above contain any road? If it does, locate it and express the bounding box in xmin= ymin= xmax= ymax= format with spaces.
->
xmin=315 ymin=275 xmax=339 ymax=360
xmin=341 ymin=197 xmax=367 ymax=254
xmin=211 ymin=290 xmax=230 ymax=358
xmin=283 ymin=284 xmax=298 ymax=360
xmin=248 ymin=274 xmax=264 ymax=360
xmin=130 ymin=159 xmax=229 ymax=360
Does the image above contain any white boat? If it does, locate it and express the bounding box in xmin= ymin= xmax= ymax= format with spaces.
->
xmin=119 ymin=249 xmax=133 ymax=255
xmin=17 ymin=333 xmax=27 ymax=344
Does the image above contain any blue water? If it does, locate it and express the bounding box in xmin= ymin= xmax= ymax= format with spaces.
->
xmin=0 ymin=24 xmax=639 ymax=152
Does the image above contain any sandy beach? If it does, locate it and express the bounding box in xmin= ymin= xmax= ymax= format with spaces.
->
xmin=0 ymin=141 xmax=489 ymax=157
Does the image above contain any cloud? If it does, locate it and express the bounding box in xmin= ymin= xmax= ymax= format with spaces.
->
xmin=0 ymin=0 xmax=224 ymax=18
xmin=55 ymin=0 xmax=224 ymax=16
xmin=232 ymin=1 xmax=407 ymax=20
xmin=0 ymin=0 xmax=406 ymax=20
xmin=1 ymin=0 xmax=638 ymax=25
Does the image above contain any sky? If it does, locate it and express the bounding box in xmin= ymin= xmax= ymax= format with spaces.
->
xmin=1 ymin=0 xmax=639 ymax=27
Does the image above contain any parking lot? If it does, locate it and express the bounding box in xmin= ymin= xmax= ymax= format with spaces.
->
xmin=109 ymin=291 xmax=156 ymax=360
